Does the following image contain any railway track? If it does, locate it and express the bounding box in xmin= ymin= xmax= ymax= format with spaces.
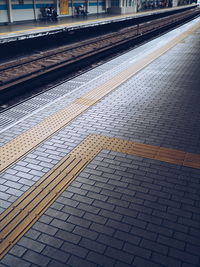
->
xmin=0 ymin=8 xmax=199 ymax=93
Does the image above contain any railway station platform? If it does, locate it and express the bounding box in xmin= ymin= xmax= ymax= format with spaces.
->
xmin=0 ymin=4 xmax=198 ymax=44
xmin=0 ymin=15 xmax=200 ymax=267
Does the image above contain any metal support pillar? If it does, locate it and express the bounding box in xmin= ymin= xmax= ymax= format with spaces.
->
xmin=105 ymin=0 xmax=108 ymax=9
xmin=33 ymin=0 xmax=37 ymax=20
xmin=86 ymin=0 xmax=89 ymax=14
xmin=56 ymin=0 xmax=59 ymax=15
xmin=7 ymin=0 xmax=13 ymax=23
xmin=72 ymin=0 xmax=74 ymax=16
xmin=172 ymin=0 xmax=178 ymax=6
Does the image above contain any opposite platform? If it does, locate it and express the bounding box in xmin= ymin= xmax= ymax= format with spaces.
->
xmin=0 ymin=5 xmax=197 ymax=44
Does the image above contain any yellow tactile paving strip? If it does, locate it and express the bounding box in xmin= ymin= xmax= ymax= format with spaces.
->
xmin=0 ymin=134 xmax=200 ymax=259
xmin=0 ymin=5 xmax=191 ymax=36
xmin=0 ymin=21 xmax=200 ymax=173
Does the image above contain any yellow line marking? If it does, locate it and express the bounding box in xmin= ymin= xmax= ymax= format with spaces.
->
xmin=0 ymin=5 xmax=194 ymax=36
xmin=0 ymin=21 xmax=199 ymax=173
xmin=0 ymin=133 xmax=200 ymax=259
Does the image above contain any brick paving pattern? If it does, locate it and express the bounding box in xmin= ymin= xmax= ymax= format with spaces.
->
xmin=0 ymin=19 xmax=200 ymax=266
xmin=1 ymin=151 xmax=200 ymax=266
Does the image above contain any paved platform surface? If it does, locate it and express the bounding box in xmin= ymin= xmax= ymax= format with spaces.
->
xmin=0 ymin=17 xmax=200 ymax=267
xmin=0 ymin=5 xmax=196 ymax=44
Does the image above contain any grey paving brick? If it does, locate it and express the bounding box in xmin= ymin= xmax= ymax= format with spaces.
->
xmin=50 ymin=219 xmax=74 ymax=232
xmin=89 ymin=174 xmax=108 ymax=184
xmin=61 ymin=191 xmax=74 ymax=199
xmin=185 ymin=243 xmax=200 ymax=256
xmin=178 ymin=217 xmax=199 ymax=228
xmin=26 ymin=164 xmax=43 ymax=171
xmin=79 ymin=237 xmax=106 ymax=253
xmin=149 ymin=189 xmax=171 ymax=200
xmin=130 ymin=203 xmax=153 ymax=215
xmin=101 ymin=188 xmax=122 ymax=199
xmin=23 ymin=250 xmax=50 ymax=266
xmin=158 ymin=197 xmax=181 ymax=208
xmin=174 ymin=231 xmax=200 ymax=246
xmin=81 ymin=183 xmax=101 ymax=193
xmin=57 ymin=197 xmax=79 ymax=207
xmin=152 ymin=252 xmax=182 ymax=267
xmin=105 ymin=247 xmax=134 ymax=264
xmin=115 ymin=206 xmax=138 ymax=218
xmin=0 ymin=199 xmax=12 ymax=209
xmin=167 ymin=206 xmax=192 ymax=219
xmin=120 ymin=193 xmax=140 ymax=203
xmin=5 ymin=169 xmax=18 ymax=175
xmin=67 ymin=215 xmax=91 ymax=228
xmin=33 ymin=221 xmax=58 ymax=236
xmin=84 ymin=212 xmax=107 ymax=225
xmin=67 ymin=255 xmax=96 ymax=267
xmin=131 ymin=226 xmax=157 ymax=241
xmin=42 ymin=246 xmax=69 ymax=263
xmin=0 ymin=192 xmax=11 ymax=200
xmin=162 ymin=219 xmax=188 ymax=233
xmin=18 ymin=237 xmax=45 ymax=253
xmin=73 ymin=225 xmax=98 ymax=240
xmin=47 ymin=260 xmax=67 ymax=267
xmin=106 ymin=219 xmax=131 ymax=233
xmin=45 ymin=208 xmax=69 ymax=221
xmin=72 ymin=194 xmax=93 ymax=204
xmin=152 ymin=210 xmax=177 ymax=222
xmin=135 ymin=191 xmax=158 ymax=202
xmin=56 ymin=229 xmax=81 ymax=244
xmin=147 ymin=223 xmax=173 ymax=237
xmin=169 ymin=248 xmax=199 ymax=265
xmin=5 ymin=181 xmax=23 ymax=190
xmin=99 ymin=209 xmax=123 ymax=221
xmin=8 ymin=195 xmax=18 ymax=202
xmin=114 ymin=230 xmax=141 ymax=245
xmin=116 ymin=262 xmax=136 ymax=267
xmin=107 ymin=197 xmax=129 ymax=208
xmin=9 ymin=245 xmax=27 ymax=257
xmin=138 ymin=212 xmax=162 ymax=225
xmin=87 ymin=191 xmax=108 ymax=202
xmin=144 ymin=200 xmax=167 ymax=212
xmin=62 ymin=205 xmax=85 ymax=217
xmin=87 ymin=251 xmax=115 ymax=266
xmin=157 ymin=235 xmax=185 ymax=250
xmin=51 ymin=202 xmax=64 ymax=211
xmin=182 ymin=263 xmax=198 ymax=267
xmin=140 ymin=239 xmax=168 ymax=255
xmin=66 ymin=186 xmax=88 ymax=196
xmin=84 ymin=169 xmax=103 ymax=177
xmin=102 ymin=172 xmax=122 ymax=181
xmin=38 ymin=233 xmax=64 ymax=248
xmin=133 ymin=256 xmax=161 ymax=267
xmin=77 ymin=202 xmax=100 ymax=214
xmin=90 ymin=222 xmax=115 ymax=236
xmin=17 ymin=178 xmax=35 ymax=187
xmin=13 ymin=166 xmax=30 ymax=173
xmin=1 ymin=254 xmax=30 ymax=267
xmin=16 ymin=172 xmax=34 ymax=180
xmin=97 ymin=233 xmax=124 ymax=249
xmin=92 ymin=199 xmax=115 ymax=211
xmin=61 ymin=242 xmax=88 ymax=258
xmin=25 ymin=229 xmax=41 ymax=240
xmin=29 ymin=169 xmax=45 ymax=177
xmin=94 ymin=181 xmax=115 ymax=191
